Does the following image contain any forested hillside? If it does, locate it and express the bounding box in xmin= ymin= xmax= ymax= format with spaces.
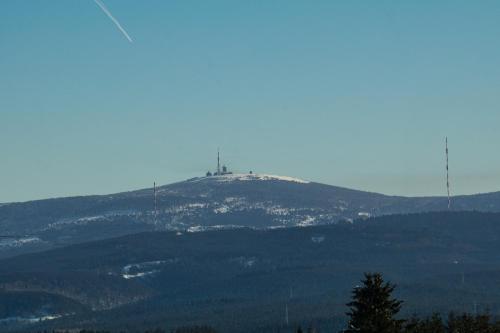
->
xmin=2 ymin=211 xmax=500 ymax=332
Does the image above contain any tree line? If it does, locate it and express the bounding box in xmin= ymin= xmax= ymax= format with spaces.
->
xmin=35 ymin=272 xmax=500 ymax=333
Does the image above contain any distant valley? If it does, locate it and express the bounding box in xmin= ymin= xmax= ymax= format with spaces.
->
xmin=3 ymin=211 xmax=500 ymax=332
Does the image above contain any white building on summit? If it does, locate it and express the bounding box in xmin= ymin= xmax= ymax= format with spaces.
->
xmin=206 ymin=150 xmax=233 ymax=177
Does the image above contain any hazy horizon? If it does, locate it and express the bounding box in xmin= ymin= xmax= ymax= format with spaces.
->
xmin=1 ymin=171 xmax=496 ymax=204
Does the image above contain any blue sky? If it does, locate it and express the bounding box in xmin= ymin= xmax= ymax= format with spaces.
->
xmin=1 ymin=0 xmax=500 ymax=202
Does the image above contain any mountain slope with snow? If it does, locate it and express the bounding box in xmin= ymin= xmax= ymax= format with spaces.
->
xmin=1 ymin=173 xmax=500 ymax=258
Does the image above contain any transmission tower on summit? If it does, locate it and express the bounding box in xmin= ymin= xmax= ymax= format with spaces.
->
xmin=206 ymin=149 xmax=233 ymax=177
xmin=217 ymin=148 xmax=221 ymax=176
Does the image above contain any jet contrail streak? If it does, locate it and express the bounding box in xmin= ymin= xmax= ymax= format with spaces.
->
xmin=94 ymin=0 xmax=133 ymax=43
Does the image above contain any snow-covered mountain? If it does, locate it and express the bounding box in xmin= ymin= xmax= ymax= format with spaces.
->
xmin=1 ymin=173 xmax=500 ymax=258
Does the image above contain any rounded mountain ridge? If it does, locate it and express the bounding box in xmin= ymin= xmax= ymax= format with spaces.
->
xmin=187 ymin=173 xmax=310 ymax=184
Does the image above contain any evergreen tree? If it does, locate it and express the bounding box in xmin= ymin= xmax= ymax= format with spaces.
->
xmin=402 ymin=315 xmax=420 ymax=333
xmin=447 ymin=312 xmax=495 ymax=333
xmin=421 ymin=313 xmax=446 ymax=333
xmin=403 ymin=313 xmax=445 ymax=333
xmin=345 ymin=272 xmax=403 ymax=333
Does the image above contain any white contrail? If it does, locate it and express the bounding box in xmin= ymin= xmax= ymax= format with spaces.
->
xmin=94 ymin=0 xmax=133 ymax=43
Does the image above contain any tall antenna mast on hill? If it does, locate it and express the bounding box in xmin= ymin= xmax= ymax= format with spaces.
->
xmin=446 ymin=137 xmax=451 ymax=209
xmin=154 ymin=182 xmax=157 ymax=224
xmin=217 ymin=148 xmax=221 ymax=176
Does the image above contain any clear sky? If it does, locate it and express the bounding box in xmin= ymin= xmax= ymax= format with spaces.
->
xmin=1 ymin=0 xmax=500 ymax=202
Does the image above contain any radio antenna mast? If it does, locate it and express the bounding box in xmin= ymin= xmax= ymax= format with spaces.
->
xmin=446 ymin=137 xmax=451 ymax=209
xmin=285 ymin=303 xmax=289 ymax=326
xmin=154 ymin=182 xmax=157 ymax=224
xmin=217 ymin=148 xmax=221 ymax=176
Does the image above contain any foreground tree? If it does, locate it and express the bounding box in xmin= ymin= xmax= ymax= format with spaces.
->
xmin=345 ymin=272 xmax=403 ymax=333
xmin=403 ymin=313 xmax=446 ymax=333
xmin=447 ymin=312 xmax=496 ymax=333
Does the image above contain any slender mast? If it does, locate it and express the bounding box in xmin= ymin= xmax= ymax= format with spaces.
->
xmin=446 ymin=137 xmax=451 ymax=209
xmin=285 ymin=303 xmax=289 ymax=326
xmin=154 ymin=182 xmax=157 ymax=223
xmin=217 ymin=148 xmax=221 ymax=176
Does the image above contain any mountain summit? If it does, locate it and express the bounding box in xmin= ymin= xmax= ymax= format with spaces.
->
xmin=1 ymin=173 xmax=500 ymax=258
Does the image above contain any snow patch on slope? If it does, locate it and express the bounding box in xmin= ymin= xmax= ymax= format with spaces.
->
xmin=192 ymin=174 xmax=310 ymax=184
xmin=298 ymin=215 xmax=317 ymax=227
xmin=0 ymin=237 xmax=42 ymax=248
xmin=187 ymin=225 xmax=247 ymax=233
xmin=122 ymin=259 xmax=178 ymax=279
xmin=0 ymin=314 xmax=63 ymax=324
xmin=44 ymin=210 xmax=141 ymax=231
